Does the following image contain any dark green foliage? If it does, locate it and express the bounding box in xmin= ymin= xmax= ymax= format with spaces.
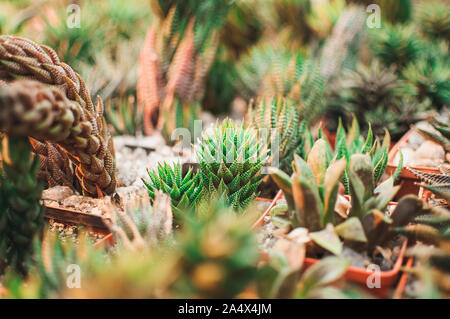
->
xmin=331 ymin=62 xmax=430 ymax=140
xmin=370 ymin=24 xmax=421 ymax=71
xmin=332 ymin=116 xmax=391 ymax=193
xmin=0 ymin=136 xmax=44 ymax=277
xmin=195 ymin=119 xmax=265 ymax=210
xmin=143 ymin=162 xmax=202 ymax=215
xmin=417 ymin=1 xmax=450 ymax=42
xmin=379 ymin=0 xmax=412 ymax=24
xmin=236 ymin=45 xmax=325 ymax=124
xmin=402 ymin=44 xmax=450 ymax=109
xmin=105 ymin=96 xmax=142 ymax=136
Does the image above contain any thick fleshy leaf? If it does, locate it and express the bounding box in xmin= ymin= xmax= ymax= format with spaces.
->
xmin=307 ymin=139 xmax=328 ymax=185
xmin=292 ymin=174 xmax=322 ymax=231
xmin=268 ymin=167 xmax=292 ymax=196
xmin=323 ymin=158 xmax=347 ymax=225
xmin=335 ymin=217 xmax=367 ymax=243
xmin=298 ymin=256 xmax=349 ymax=298
xmin=361 ymin=209 xmax=392 ymax=251
xmin=293 ymin=154 xmax=317 ymax=190
xmin=349 ymin=154 xmax=374 ymax=198
xmin=309 ymin=224 xmax=342 ymax=255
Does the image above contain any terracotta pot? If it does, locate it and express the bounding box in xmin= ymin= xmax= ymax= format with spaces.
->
xmin=386 ymin=128 xmax=439 ymax=200
xmin=256 ymin=192 xmax=408 ymax=298
xmin=303 ymin=239 xmax=408 ymax=298
xmin=393 ymin=257 xmax=414 ymax=299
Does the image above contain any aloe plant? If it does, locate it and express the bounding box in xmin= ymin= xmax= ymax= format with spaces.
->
xmin=269 ymin=140 xmax=421 ymax=254
xmin=138 ymin=0 xmax=234 ymax=140
xmin=142 ymin=162 xmax=202 ymax=216
xmin=370 ymin=24 xmax=421 ymax=71
xmin=247 ymin=98 xmax=306 ymax=175
xmin=195 ymin=118 xmax=265 ymax=210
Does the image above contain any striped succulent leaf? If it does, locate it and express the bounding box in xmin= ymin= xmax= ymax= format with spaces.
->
xmin=142 ymin=162 xmax=202 ymax=215
xmin=247 ymin=98 xmax=306 ymax=175
xmin=195 ymin=118 xmax=266 ymax=210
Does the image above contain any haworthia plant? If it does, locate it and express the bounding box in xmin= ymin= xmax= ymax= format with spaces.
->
xmin=269 ymin=139 xmax=423 ymax=254
xmin=195 ymin=118 xmax=266 ymax=210
xmin=142 ymin=162 xmax=202 ymax=216
xmin=247 ymin=98 xmax=306 ymax=175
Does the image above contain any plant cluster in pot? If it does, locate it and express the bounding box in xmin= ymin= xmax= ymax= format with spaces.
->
xmin=394 ymin=204 xmax=450 ymax=299
xmin=387 ymin=113 xmax=450 ymax=200
xmin=266 ymin=139 xmax=427 ymax=297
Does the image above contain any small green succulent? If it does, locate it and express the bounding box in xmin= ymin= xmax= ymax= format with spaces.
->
xmin=247 ymin=98 xmax=306 ymax=175
xmin=142 ymin=162 xmax=202 ymax=215
xmin=402 ymin=45 xmax=450 ymax=109
xmin=417 ymin=1 xmax=450 ymax=42
xmin=332 ymin=61 xmax=430 ymax=140
xmin=195 ymin=118 xmax=266 ymax=210
xmin=235 ymin=45 xmax=325 ymax=124
xmin=370 ymin=24 xmax=421 ymax=71
xmin=269 ymin=141 xmax=417 ymax=254
xmin=331 ymin=116 xmax=399 ymax=194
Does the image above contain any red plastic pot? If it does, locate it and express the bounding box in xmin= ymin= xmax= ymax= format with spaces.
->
xmin=386 ymin=128 xmax=439 ymax=200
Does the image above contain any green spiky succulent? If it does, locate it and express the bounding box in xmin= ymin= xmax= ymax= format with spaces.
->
xmin=332 ymin=61 xmax=430 ymax=140
xmin=195 ymin=119 xmax=265 ymax=210
xmin=402 ymin=45 xmax=450 ymax=109
xmin=0 ymin=136 xmax=44 ymax=278
xmin=247 ymin=98 xmax=306 ymax=175
xmin=379 ymin=0 xmax=412 ymax=24
xmin=143 ymin=162 xmax=202 ymax=216
xmin=370 ymin=24 xmax=421 ymax=71
xmin=331 ymin=116 xmax=399 ymax=194
xmin=269 ymin=142 xmax=418 ymax=254
xmin=417 ymin=1 xmax=450 ymax=42
xmin=235 ymin=45 xmax=325 ymax=124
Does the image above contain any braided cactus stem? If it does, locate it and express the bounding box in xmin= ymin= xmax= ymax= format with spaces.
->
xmin=0 ymin=36 xmax=116 ymax=196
